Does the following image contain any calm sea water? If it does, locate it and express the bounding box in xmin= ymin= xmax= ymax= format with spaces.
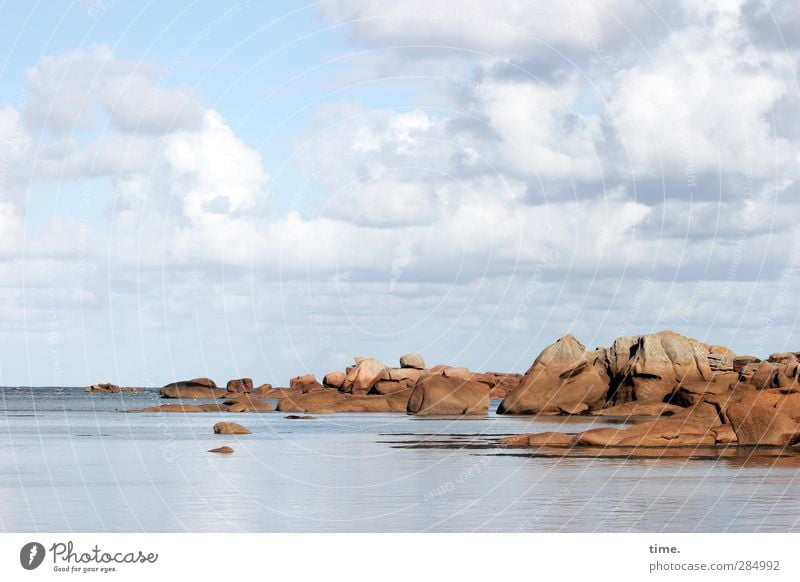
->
xmin=1 ymin=387 xmax=799 ymax=532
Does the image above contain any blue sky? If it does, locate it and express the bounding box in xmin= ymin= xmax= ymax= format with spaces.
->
xmin=1 ymin=1 xmax=799 ymax=386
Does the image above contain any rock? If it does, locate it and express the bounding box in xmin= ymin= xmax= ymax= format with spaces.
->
xmin=165 ymin=377 xmax=217 ymax=388
xmin=669 ymin=380 xmax=732 ymax=407
xmin=726 ymin=402 xmax=800 ymax=446
xmin=160 ymin=385 xmax=227 ymax=399
xmin=733 ymin=356 xmax=760 ymax=373
xmin=427 ymin=365 xmax=471 ymax=380
xmin=371 ymin=379 xmax=413 ymax=395
xmin=748 ymin=361 xmax=781 ymax=389
xmin=252 ymin=383 xmax=273 ymax=395
xmin=284 ymin=415 xmax=316 ymax=420
xmin=578 ymin=419 xmax=715 ymax=447
xmin=591 ymin=401 xmax=684 ymax=418
xmin=498 ymin=432 xmax=574 ymax=446
xmin=86 ymin=383 xmax=143 ymax=393
xmin=768 ymin=352 xmax=800 ymax=364
xmin=276 ymin=390 xmax=408 ymax=413
xmin=385 ymin=367 xmax=423 ymax=383
xmin=290 ymin=373 xmax=317 ymax=389
xmin=498 ymin=335 xmax=610 ymax=414
xmin=668 ymin=402 xmax=722 ymax=426
xmin=625 ymin=331 xmax=712 ymax=403
xmin=558 ymin=402 xmax=589 ymax=415
xmin=226 ymin=378 xmax=253 ymax=393
xmin=222 ymin=395 xmax=276 ymax=412
xmin=141 ymin=404 xmax=207 ymax=413
xmin=711 ymin=425 xmax=737 ymax=444
xmin=406 ymin=375 xmax=489 ymax=416
xmin=208 ymin=446 xmax=234 ymax=454
xmin=213 ymin=422 xmax=251 ymax=435
xmin=574 ymin=427 xmax=625 ymax=446
xmin=322 ymin=371 xmax=346 ymax=389
xmin=342 ymin=358 xmax=387 ymax=394
xmin=399 ymin=353 xmax=425 ymax=369
xmin=707 ymin=346 xmax=735 ymax=372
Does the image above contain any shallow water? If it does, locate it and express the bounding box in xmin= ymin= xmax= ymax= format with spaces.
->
xmin=1 ymin=387 xmax=799 ymax=532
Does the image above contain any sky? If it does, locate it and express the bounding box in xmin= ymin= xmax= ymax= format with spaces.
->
xmin=0 ymin=0 xmax=799 ymax=387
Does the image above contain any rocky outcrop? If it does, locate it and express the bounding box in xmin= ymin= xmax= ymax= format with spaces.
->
xmin=86 ymin=383 xmax=144 ymax=393
xmin=498 ymin=335 xmax=609 ymax=414
xmin=226 ymin=378 xmax=253 ymax=393
xmin=708 ymin=346 xmax=735 ymax=372
xmin=213 ymin=422 xmax=251 ymax=435
xmin=160 ymin=378 xmax=225 ymax=399
xmin=399 ymin=353 xmax=425 ymax=369
xmin=406 ymin=375 xmax=489 ymax=416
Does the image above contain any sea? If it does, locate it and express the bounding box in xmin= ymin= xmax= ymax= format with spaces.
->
xmin=1 ymin=387 xmax=799 ymax=532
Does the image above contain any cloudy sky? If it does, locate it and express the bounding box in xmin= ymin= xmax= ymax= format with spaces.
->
xmin=0 ymin=1 xmax=798 ymax=387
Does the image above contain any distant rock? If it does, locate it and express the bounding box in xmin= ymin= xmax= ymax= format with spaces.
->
xmin=160 ymin=378 xmax=225 ymax=399
xmin=406 ymin=375 xmax=489 ymax=416
xmin=284 ymin=415 xmax=316 ymax=420
xmin=226 ymin=378 xmax=254 ymax=393
xmin=213 ymin=422 xmax=251 ymax=435
xmin=208 ymin=446 xmax=234 ymax=454
xmin=86 ymin=383 xmax=143 ymax=393
xmin=399 ymin=353 xmax=425 ymax=369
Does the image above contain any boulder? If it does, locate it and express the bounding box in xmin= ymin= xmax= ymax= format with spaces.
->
xmin=591 ymin=401 xmax=684 ymax=418
xmin=290 ymin=373 xmax=317 ymax=389
xmin=213 ymin=422 xmax=251 ymax=435
xmin=733 ymin=356 xmax=760 ymax=373
xmin=707 ymin=346 xmax=735 ymax=372
xmin=208 ymin=446 xmax=234 ymax=454
xmin=342 ymin=358 xmax=387 ymax=394
xmin=623 ymin=331 xmax=712 ymax=403
xmin=726 ymin=402 xmax=800 ymax=446
xmin=226 ymin=378 xmax=254 ymax=393
xmin=399 ymin=353 xmax=425 ymax=369
xmin=498 ymin=335 xmax=610 ymax=414
xmin=253 ymin=383 xmax=273 ymax=395
xmin=322 ymin=371 xmax=346 ymax=389
xmin=669 ymin=380 xmax=733 ymax=407
xmin=385 ymin=367 xmax=423 ymax=383
xmin=428 ymin=365 xmax=471 ymax=380
xmin=406 ymin=375 xmax=489 ymax=416
xmin=768 ymin=352 xmax=799 ymax=364
xmin=498 ymin=432 xmax=574 ymax=446
xmin=371 ymin=379 xmax=413 ymax=395
xmin=160 ymin=378 xmax=224 ymax=399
